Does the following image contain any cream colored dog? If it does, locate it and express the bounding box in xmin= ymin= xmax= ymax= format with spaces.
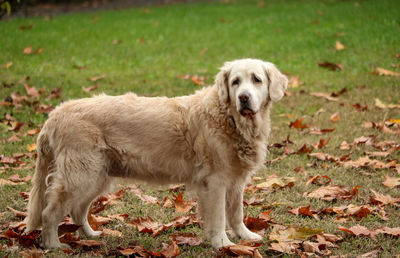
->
xmin=25 ymin=58 xmax=288 ymax=249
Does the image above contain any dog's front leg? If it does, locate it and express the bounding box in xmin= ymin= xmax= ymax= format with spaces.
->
xmin=197 ymin=176 xmax=234 ymax=248
xmin=226 ymin=182 xmax=262 ymax=241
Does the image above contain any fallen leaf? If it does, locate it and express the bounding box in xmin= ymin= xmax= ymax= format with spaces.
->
xmin=309 ymin=127 xmax=335 ymax=135
xmin=338 ymin=225 xmax=377 ymax=239
xmin=172 ymin=193 xmax=196 ymax=213
xmin=8 ymin=206 xmax=27 ymax=218
xmin=0 ymin=230 xmax=40 ymax=248
xmin=256 ymin=176 xmax=296 ymax=189
xmin=2 ymin=61 xmax=13 ymax=69
xmin=371 ymin=67 xmax=400 ymax=77
xmin=303 ymin=185 xmax=360 ymax=201
xmin=306 ymin=175 xmax=331 ymax=186
xmin=26 ymin=128 xmax=40 ymax=136
xmin=102 ymin=228 xmax=122 ymax=237
xmin=127 ymin=216 xmax=161 ymax=235
xmin=8 ymin=134 xmax=22 ymax=142
xmin=27 ymin=143 xmax=36 ymax=152
xmin=268 ymin=242 xmax=298 ymax=254
xmin=318 ymin=61 xmax=343 ymax=71
xmin=8 ymin=174 xmax=31 ymax=183
xmin=310 ymin=92 xmax=339 ymax=102
xmin=220 ymin=244 xmax=260 ymax=256
xmin=19 ymin=24 xmax=33 ymax=30
xmin=330 ymin=112 xmax=340 ymax=122
xmin=128 ymin=185 xmax=160 ymax=205
xmin=8 ymin=121 xmax=24 ymax=132
xmin=170 ymin=233 xmax=203 ymax=246
xmin=88 ymin=74 xmax=106 ymax=82
xmin=335 ymin=41 xmax=345 ymax=50
xmin=270 ymin=226 xmax=323 ymax=242
xmin=190 ymin=75 xmax=205 ymax=86
xmin=313 ymin=138 xmax=330 ymax=150
xmin=352 ymin=103 xmax=368 ymax=112
xmin=383 ymin=175 xmax=400 ymax=188
xmin=358 ymin=246 xmax=382 ymax=258
xmin=374 ymin=98 xmax=400 ymax=109
xmin=244 ymin=216 xmax=270 ymax=235
xmin=74 ymin=239 xmax=104 ymax=248
xmin=0 ymin=178 xmax=18 ymax=186
xmin=82 ymin=84 xmax=98 ymax=92
xmin=160 ymin=241 xmax=181 ymax=258
xmin=289 ymin=117 xmax=309 ymax=129
xmin=370 ymin=189 xmax=400 ymax=206
xmin=288 ymin=206 xmax=319 ymax=219
xmin=288 ymin=76 xmax=302 ymax=88
xmin=23 ymin=46 xmax=33 ymax=54
xmin=308 ymin=152 xmax=339 ymax=162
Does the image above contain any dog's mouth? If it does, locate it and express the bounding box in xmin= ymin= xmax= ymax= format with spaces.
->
xmin=239 ymin=108 xmax=256 ymax=118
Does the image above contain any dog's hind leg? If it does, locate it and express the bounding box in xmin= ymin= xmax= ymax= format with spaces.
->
xmin=70 ymin=175 xmax=112 ymax=237
xmin=41 ymin=174 xmax=70 ymax=249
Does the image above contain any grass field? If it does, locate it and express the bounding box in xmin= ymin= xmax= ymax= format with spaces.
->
xmin=1 ymin=0 xmax=400 ymax=256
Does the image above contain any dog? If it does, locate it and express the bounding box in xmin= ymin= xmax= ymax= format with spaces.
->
xmin=25 ymin=58 xmax=288 ymax=249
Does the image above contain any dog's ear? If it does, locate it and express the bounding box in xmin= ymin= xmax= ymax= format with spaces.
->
xmin=215 ymin=62 xmax=232 ymax=105
xmin=263 ymin=62 xmax=288 ymax=102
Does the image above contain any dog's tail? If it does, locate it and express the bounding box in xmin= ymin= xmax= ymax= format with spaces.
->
xmin=25 ymin=132 xmax=53 ymax=232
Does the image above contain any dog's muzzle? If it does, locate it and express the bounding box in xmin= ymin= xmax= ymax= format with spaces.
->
xmin=238 ymin=92 xmax=256 ymax=118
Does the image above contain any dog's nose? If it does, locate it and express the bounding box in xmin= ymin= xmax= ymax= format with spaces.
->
xmin=238 ymin=92 xmax=250 ymax=103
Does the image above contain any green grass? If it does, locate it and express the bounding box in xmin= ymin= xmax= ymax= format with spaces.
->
xmin=1 ymin=0 xmax=400 ymax=256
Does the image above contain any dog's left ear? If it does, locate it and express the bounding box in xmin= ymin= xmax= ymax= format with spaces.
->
xmin=263 ymin=62 xmax=288 ymax=102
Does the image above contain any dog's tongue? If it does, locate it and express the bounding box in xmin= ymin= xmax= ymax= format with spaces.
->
xmin=241 ymin=109 xmax=255 ymax=117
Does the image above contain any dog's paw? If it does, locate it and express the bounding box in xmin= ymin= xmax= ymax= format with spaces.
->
xmin=234 ymin=226 xmax=262 ymax=241
xmin=210 ymin=234 xmax=235 ymax=249
xmin=85 ymin=230 xmax=103 ymax=237
xmin=241 ymin=230 xmax=262 ymax=241
xmin=42 ymin=240 xmax=70 ymax=250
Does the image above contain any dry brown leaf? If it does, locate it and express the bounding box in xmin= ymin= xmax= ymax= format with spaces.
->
xmin=383 ymin=175 xmax=400 ymax=188
xmin=370 ymin=189 xmax=400 ymax=206
xmin=256 ymin=176 xmax=296 ymax=189
xmin=102 ymin=228 xmax=122 ymax=237
xmin=306 ymin=175 xmax=331 ymax=186
xmin=2 ymin=61 xmax=13 ymax=69
xmin=318 ymin=61 xmax=343 ymax=71
xmin=310 ymin=92 xmax=339 ymax=101
xmin=338 ymin=224 xmax=376 ymax=239
xmin=88 ymin=74 xmax=106 ymax=82
xmin=289 ymin=117 xmax=310 ymax=129
xmin=371 ymin=67 xmax=400 ymax=77
xmin=288 ymin=76 xmax=302 ymax=88
xmin=303 ymin=185 xmax=360 ymax=201
xmin=309 ymin=127 xmax=335 ymax=135
xmin=288 ymin=206 xmax=319 ymax=220
xmin=82 ymin=84 xmax=98 ymax=92
xmin=0 ymin=178 xmax=19 ymax=186
xmin=268 ymin=242 xmax=299 ymax=254
xmin=7 ymin=134 xmax=22 ymax=142
xmin=269 ymin=226 xmax=323 ymax=242
xmin=172 ymin=193 xmax=196 ymax=213
xmin=26 ymin=128 xmax=40 ymax=136
xmin=335 ymin=41 xmax=345 ymax=50
xmin=374 ymin=98 xmax=400 ymax=109
xmin=170 ymin=233 xmax=203 ymax=246
xmin=23 ymin=46 xmax=32 ymax=54
xmin=330 ymin=112 xmax=340 ymax=122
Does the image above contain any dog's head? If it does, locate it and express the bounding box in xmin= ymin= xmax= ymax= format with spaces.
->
xmin=215 ymin=58 xmax=288 ymax=118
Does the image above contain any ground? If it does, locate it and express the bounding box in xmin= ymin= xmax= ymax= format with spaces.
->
xmin=0 ymin=0 xmax=400 ymax=257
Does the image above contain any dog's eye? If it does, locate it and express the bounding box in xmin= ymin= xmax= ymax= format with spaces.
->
xmin=252 ymin=75 xmax=262 ymax=84
xmin=232 ymin=78 xmax=240 ymax=86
